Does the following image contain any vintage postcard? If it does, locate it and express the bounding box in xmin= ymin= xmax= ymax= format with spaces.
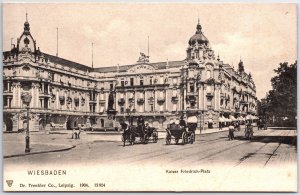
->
xmin=2 ymin=3 xmax=297 ymax=192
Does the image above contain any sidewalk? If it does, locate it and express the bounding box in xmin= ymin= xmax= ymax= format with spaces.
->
xmin=3 ymin=141 xmax=75 ymax=158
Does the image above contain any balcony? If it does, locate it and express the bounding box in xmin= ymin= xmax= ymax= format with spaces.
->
xmin=148 ymin=97 xmax=154 ymax=104
xmin=137 ymin=98 xmax=144 ymax=104
xmin=128 ymin=97 xmax=135 ymax=103
xmin=206 ymin=92 xmax=214 ymax=98
xmin=171 ymin=96 xmax=179 ymax=102
xmin=207 ymin=105 xmax=213 ymax=110
xmin=59 ymin=96 xmax=65 ymax=103
xmin=187 ymin=95 xmax=196 ymax=103
xmin=118 ymin=98 xmax=125 ymax=105
xmin=157 ymin=97 xmax=165 ymax=104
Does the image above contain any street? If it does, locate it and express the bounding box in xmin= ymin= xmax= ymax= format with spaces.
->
xmin=4 ymin=128 xmax=297 ymax=168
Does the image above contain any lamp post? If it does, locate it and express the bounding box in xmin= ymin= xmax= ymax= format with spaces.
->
xmin=22 ymin=92 xmax=32 ymax=153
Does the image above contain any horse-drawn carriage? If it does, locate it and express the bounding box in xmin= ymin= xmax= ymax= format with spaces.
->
xmin=121 ymin=124 xmax=158 ymax=146
xmin=165 ymin=116 xmax=197 ymax=145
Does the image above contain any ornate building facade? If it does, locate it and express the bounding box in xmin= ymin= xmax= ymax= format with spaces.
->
xmin=3 ymin=17 xmax=257 ymax=132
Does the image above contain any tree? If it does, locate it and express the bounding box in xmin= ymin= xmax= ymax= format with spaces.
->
xmin=264 ymin=61 xmax=297 ymax=126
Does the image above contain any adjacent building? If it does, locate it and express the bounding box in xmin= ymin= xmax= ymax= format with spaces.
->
xmin=3 ymin=17 xmax=257 ymax=132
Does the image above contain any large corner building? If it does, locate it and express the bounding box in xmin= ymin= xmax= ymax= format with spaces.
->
xmin=3 ymin=17 xmax=257 ymax=132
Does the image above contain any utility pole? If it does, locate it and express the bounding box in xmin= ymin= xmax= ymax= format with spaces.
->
xmin=147 ymin=36 xmax=149 ymax=59
xmin=56 ymin=27 xmax=58 ymax=57
xmin=92 ymin=42 xmax=94 ymax=68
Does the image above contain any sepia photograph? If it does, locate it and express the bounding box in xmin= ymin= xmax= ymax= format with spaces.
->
xmin=2 ymin=2 xmax=297 ymax=192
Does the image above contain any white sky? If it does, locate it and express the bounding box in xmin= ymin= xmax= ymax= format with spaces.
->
xmin=3 ymin=3 xmax=297 ymax=99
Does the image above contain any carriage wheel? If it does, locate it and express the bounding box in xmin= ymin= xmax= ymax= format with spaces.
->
xmin=166 ymin=135 xmax=171 ymax=145
xmin=182 ymin=132 xmax=187 ymax=145
xmin=190 ymin=133 xmax=195 ymax=144
xmin=122 ymin=133 xmax=126 ymax=147
xmin=144 ymin=134 xmax=149 ymax=144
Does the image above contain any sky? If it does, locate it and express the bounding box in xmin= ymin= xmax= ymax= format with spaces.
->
xmin=2 ymin=3 xmax=297 ymax=100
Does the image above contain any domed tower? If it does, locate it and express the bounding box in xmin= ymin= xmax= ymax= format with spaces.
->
xmin=17 ymin=12 xmax=37 ymax=54
xmin=186 ymin=19 xmax=215 ymax=63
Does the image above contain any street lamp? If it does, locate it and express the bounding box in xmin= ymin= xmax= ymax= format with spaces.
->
xmin=21 ymin=92 xmax=32 ymax=153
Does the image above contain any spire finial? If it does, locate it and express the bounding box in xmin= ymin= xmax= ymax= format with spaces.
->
xmin=196 ymin=15 xmax=202 ymax=32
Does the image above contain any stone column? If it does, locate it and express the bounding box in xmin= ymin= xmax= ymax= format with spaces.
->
xmin=203 ymin=85 xmax=206 ymax=110
xmin=12 ymin=114 xmax=19 ymax=132
xmin=134 ymin=91 xmax=137 ymax=112
xmin=154 ymin=90 xmax=157 ymax=112
xmin=125 ymin=92 xmax=128 ymax=110
xmin=198 ymin=85 xmax=202 ymax=109
xmin=115 ymin=92 xmax=119 ymax=113
xmin=214 ymin=86 xmax=217 ymax=109
xmin=183 ymin=87 xmax=186 ymax=111
xmin=56 ymin=89 xmax=59 ymax=110
xmin=96 ymin=93 xmax=100 ymax=113
xmin=105 ymin=92 xmax=108 ymax=112
xmin=165 ymin=89 xmax=168 ymax=112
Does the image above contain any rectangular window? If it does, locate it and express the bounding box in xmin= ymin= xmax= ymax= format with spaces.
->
xmin=3 ymin=81 xmax=8 ymax=91
xmin=150 ymin=105 xmax=154 ymax=112
xmin=52 ymin=73 xmax=55 ymax=82
xmin=130 ymin=78 xmax=134 ymax=86
xmin=121 ymin=81 xmax=125 ymax=87
xmin=120 ymin=107 xmax=124 ymax=114
xmin=190 ymin=83 xmax=194 ymax=92
xmin=140 ymin=79 xmax=144 ymax=86
xmin=150 ymin=78 xmax=153 ymax=85
xmin=110 ymin=83 xmax=114 ymax=90
xmin=3 ymin=97 xmax=8 ymax=107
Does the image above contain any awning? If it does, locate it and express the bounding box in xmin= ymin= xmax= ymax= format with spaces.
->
xmin=246 ymin=115 xmax=252 ymax=120
xmin=208 ymin=119 xmax=213 ymax=123
xmin=187 ymin=116 xmax=197 ymax=123
xmin=238 ymin=116 xmax=245 ymax=121
xmin=230 ymin=115 xmax=237 ymax=121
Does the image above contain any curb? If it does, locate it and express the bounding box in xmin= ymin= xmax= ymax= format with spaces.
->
xmin=3 ymin=145 xmax=76 ymax=159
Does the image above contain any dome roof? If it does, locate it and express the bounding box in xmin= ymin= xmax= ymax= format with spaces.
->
xmin=188 ymin=21 xmax=209 ymax=45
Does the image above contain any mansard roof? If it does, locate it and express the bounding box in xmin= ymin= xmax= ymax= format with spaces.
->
xmin=42 ymin=53 xmax=93 ymax=72
xmin=92 ymin=60 xmax=184 ymax=73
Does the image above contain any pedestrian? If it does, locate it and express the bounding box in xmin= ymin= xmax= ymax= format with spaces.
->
xmin=219 ymin=121 xmax=222 ymax=131
xmin=179 ymin=115 xmax=187 ymax=132
xmin=228 ymin=122 xmax=235 ymax=140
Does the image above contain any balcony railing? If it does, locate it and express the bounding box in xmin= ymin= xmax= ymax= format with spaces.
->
xmin=118 ymin=98 xmax=125 ymax=105
xmin=157 ymin=97 xmax=165 ymax=103
xmin=137 ymin=98 xmax=144 ymax=104
xmin=171 ymin=96 xmax=179 ymax=102
xmin=206 ymin=92 xmax=214 ymax=98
